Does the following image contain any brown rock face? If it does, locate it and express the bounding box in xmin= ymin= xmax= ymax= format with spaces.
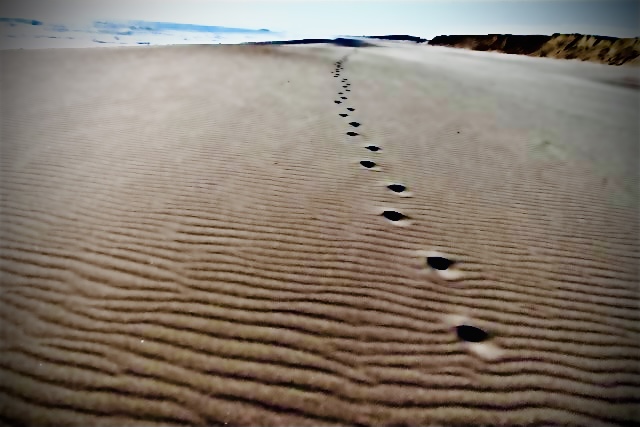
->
xmin=428 ymin=33 xmax=640 ymax=65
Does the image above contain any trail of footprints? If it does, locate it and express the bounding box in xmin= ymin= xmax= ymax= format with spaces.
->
xmin=331 ymin=57 xmax=499 ymax=359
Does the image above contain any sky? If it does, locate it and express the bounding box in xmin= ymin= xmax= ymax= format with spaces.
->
xmin=1 ymin=0 xmax=638 ymax=39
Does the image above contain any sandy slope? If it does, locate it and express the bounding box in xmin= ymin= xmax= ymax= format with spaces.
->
xmin=1 ymin=43 xmax=638 ymax=426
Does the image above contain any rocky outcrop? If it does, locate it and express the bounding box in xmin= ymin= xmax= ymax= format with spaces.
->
xmin=428 ymin=33 xmax=640 ymax=65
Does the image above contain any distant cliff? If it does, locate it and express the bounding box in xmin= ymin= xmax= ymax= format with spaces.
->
xmin=428 ymin=33 xmax=640 ymax=65
xmin=365 ymin=35 xmax=427 ymax=43
xmin=245 ymin=38 xmax=375 ymax=47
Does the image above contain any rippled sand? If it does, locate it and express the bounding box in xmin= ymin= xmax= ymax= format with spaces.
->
xmin=1 ymin=43 xmax=638 ymax=426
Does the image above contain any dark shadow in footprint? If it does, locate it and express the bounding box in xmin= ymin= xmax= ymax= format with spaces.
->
xmin=382 ymin=210 xmax=407 ymax=221
xmin=349 ymin=122 xmax=361 ymax=127
xmin=387 ymin=184 xmax=406 ymax=193
xmin=365 ymin=145 xmax=380 ymax=152
xmin=346 ymin=89 xmax=351 ymax=92
xmin=427 ymin=257 xmax=455 ymax=270
xmin=346 ymin=132 xmax=359 ymax=136
xmin=338 ymin=92 xmax=344 ymax=94
xmin=360 ymin=160 xmax=376 ymax=168
xmin=339 ymin=113 xmax=348 ymax=117
xmin=347 ymin=108 xmax=355 ymax=111
xmin=343 ymin=85 xmax=348 ymax=88
xmin=456 ymin=325 xmax=489 ymax=343
xmin=334 ymin=100 xmax=342 ymax=104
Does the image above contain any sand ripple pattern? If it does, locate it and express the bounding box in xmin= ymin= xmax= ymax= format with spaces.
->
xmin=1 ymin=44 xmax=639 ymax=426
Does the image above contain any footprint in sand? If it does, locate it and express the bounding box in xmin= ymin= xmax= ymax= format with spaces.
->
xmin=335 ymin=100 xmax=342 ymax=104
xmin=365 ymin=145 xmax=381 ymax=152
xmin=383 ymin=182 xmax=412 ymax=198
xmin=346 ymin=131 xmax=359 ymax=136
xmin=444 ymin=314 xmax=503 ymax=361
xmin=456 ymin=324 xmax=503 ymax=360
xmin=341 ymin=97 xmax=348 ymax=100
xmin=381 ymin=210 xmax=408 ymax=222
xmin=387 ymin=184 xmax=406 ymax=192
xmin=372 ymin=207 xmax=412 ymax=226
xmin=456 ymin=325 xmax=489 ymax=343
xmin=427 ymin=256 xmax=455 ymax=271
xmin=347 ymin=108 xmax=355 ymax=111
xmin=417 ymin=250 xmax=465 ymax=281
xmin=349 ymin=122 xmax=361 ymax=127
xmin=360 ymin=160 xmax=376 ymax=169
xmin=339 ymin=113 xmax=348 ymax=117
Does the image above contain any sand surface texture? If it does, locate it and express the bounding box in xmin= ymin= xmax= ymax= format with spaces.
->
xmin=1 ymin=43 xmax=639 ymax=426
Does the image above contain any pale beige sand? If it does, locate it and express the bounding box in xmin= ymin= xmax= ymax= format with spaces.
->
xmin=1 ymin=44 xmax=639 ymax=426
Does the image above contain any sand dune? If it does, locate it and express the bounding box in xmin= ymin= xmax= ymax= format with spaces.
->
xmin=1 ymin=43 xmax=638 ymax=426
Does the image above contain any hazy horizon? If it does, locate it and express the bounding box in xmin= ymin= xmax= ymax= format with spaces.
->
xmin=2 ymin=0 xmax=638 ymax=38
